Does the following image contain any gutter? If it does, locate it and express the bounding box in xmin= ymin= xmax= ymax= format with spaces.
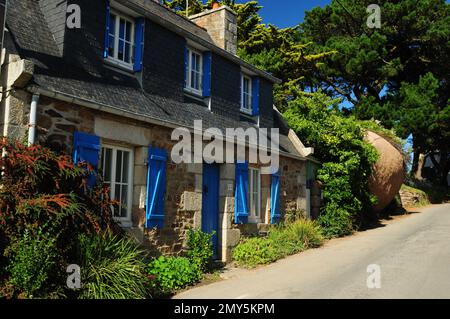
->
xmin=27 ymin=85 xmax=194 ymax=132
xmin=26 ymin=85 xmax=307 ymax=162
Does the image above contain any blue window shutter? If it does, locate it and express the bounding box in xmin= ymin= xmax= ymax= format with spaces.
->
xmin=235 ymin=161 xmax=249 ymax=224
xmin=252 ymin=77 xmax=260 ymax=116
xmin=202 ymin=51 xmax=212 ymax=97
xmin=133 ymin=18 xmax=145 ymax=72
xmin=73 ymin=132 xmax=101 ymax=187
xmin=146 ymin=147 xmax=167 ymax=229
xmin=103 ymin=0 xmax=111 ymax=59
xmin=270 ymin=171 xmax=281 ymax=224
xmin=184 ymin=45 xmax=189 ymax=88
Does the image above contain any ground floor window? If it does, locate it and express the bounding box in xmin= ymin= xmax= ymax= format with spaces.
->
xmin=100 ymin=145 xmax=134 ymax=225
xmin=248 ymin=167 xmax=261 ymax=223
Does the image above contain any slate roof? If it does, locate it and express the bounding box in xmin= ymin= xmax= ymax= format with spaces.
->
xmin=118 ymin=0 xmax=280 ymax=83
xmin=5 ymin=0 xmax=305 ymax=159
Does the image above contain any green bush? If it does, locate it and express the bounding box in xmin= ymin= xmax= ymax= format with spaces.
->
xmin=317 ymin=204 xmax=354 ymax=238
xmin=147 ymin=256 xmax=202 ymax=296
xmin=276 ymin=219 xmax=324 ymax=249
xmin=232 ymin=238 xmax=279 ymax=268
xmin=8 ymin=229 xmax=58 ymax=298
xmin=78 ymin=232 xmax=150 ymax=299
xmin=233 ymin=219 xmax=324 ymax=268
xmin=186 ymin=230 xmax=214 ymax=272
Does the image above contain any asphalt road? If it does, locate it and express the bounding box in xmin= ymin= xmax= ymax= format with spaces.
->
xmin=175 ymin=204 xmax=450 ymax=299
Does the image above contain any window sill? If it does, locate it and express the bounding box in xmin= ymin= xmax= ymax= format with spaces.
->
xmin=240 ymin=109 xmax=254 ymax=117
xmin=240 ymin=112 xmax=258 ymax=123
xmin=248 ymin=218 xmax=262 ymax=224
xmin=115 ymin=219 xmax=133 ymax=228
xmin=184 ymin=87 xmax=203 ymax=98
xmin=104 ymin=58 xmax=135 ymax=73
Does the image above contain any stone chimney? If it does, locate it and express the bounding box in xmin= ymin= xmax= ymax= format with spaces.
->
xmin=189 ymin=5 xmax=238 ymax=55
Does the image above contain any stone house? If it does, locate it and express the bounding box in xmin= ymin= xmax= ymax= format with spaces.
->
xmin=1 ymin=0 xmax=321 ymax=262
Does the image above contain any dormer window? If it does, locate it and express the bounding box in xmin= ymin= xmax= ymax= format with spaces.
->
xmin=185 ymin=47 xmax=203 ymax=96
xmin=103 ymin=2 xmax=145 ymax=72
xmin=107 ymin=12 xmax=135 ymax=68
xmin=241 ymin=73 xmax=260 ymax=116
xmin=241 ymin=74 xmax=252 ymax=114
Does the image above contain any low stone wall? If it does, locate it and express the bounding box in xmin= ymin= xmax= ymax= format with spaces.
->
xmin=399 ymin=188 xmax=429 ymax=208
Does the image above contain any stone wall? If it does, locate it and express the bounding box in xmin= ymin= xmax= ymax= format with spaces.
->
xmin=218 ymin=164 xmax=238 ymax=262
xmin=0 ymin=53 xmax=33 ymax=140
xmin=399 ymin=188 xmax=429 ymax=208
xmin=35 ymin=96 xmax=202 ymax=256
xmin=190 ymin=6 xmax=238 ymax=55
xmin=37 ymin=96 xmax=95 ymax=152
xmin=280 ymin=156 xmax=308 ymax=214
xmin=1 ymin=89 xmax=30 ymax=141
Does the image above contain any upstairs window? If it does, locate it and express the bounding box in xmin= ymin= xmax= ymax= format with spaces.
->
xmin=107 ymin=11 xmax=135 ymax=68
xmin=185 ymin=47 xmax=203 ymax=96
xmin=241 ymin=74 xmax=253 ymax=114
xmin=241 ymin=74 xmax=260 ymax=116
xmin=104 ymin=1 xmax=145 ymax=72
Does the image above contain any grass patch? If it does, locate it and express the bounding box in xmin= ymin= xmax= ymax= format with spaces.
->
xmin=232 ymin=220 xmax=324 ymax=268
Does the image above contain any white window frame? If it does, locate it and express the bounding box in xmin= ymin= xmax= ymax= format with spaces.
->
xmin=100 ymin=144 xmax=134 ymax=227
xmin=248 ymin=167 xmax=262 ymax=223
xmin=185 ymin=47 xmax=203 ymax=96
xmin=106 ymin=10 xmax=135 ymax=70
xmin=241 ymin=74 xmax=253 ymax=115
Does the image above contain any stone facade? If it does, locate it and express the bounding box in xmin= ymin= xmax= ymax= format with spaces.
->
xmin=280 ymin=156 xmax=308 ymax=213
xmin=0 ymin=52 xmax=34 ymax=140
xmin=8 ymin=95 xmax=309 ymax=262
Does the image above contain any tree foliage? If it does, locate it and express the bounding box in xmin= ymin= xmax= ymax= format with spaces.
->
xmin=238 ymin=27 xmax=334 ymax=108
xmin=300 ymin=0 xmax=450 ymax=185
xmin=385 ymin=73 xmax=450 ymax=185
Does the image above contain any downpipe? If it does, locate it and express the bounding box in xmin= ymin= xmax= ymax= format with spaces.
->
xmin=27 ymin=93 xmax=39 ymax=146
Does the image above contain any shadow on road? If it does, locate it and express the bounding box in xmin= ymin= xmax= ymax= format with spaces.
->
xmin=359 ymin=207 xmax=422 ymax=232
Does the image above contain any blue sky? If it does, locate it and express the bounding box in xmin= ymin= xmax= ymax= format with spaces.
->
xmin=236 ymin=0 xmax=450 ymax=28
xmin=254 ymin=0 xmax=332 ymax=27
